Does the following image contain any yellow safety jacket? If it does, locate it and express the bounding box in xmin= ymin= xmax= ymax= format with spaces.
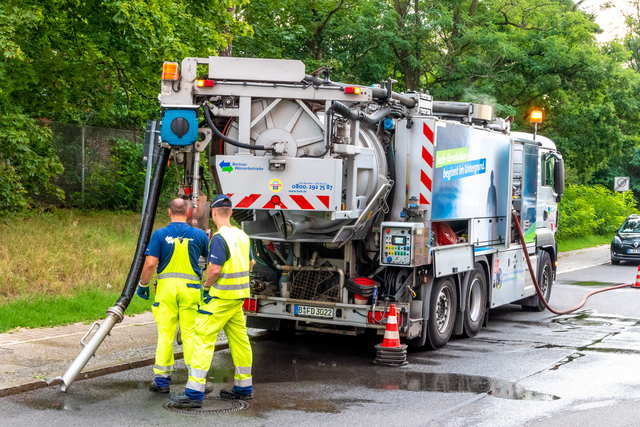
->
xmin=156 ymin=229 xmax=201 ymax=286
xmin=210 ymin=226 xmax=251 ymax=300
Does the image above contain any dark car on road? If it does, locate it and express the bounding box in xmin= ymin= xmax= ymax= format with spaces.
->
xmin=611 ymin=214 xmax=640 ymax=264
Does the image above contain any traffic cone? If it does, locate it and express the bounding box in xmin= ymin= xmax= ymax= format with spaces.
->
xmin=374 ymin=304 xmax=408 ymax=367
xmin=634 ymin=266 xmax=640 ymax=288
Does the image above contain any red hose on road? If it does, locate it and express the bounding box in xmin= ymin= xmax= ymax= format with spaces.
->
xmin=513 ymin=212 xmax=633 ymax=315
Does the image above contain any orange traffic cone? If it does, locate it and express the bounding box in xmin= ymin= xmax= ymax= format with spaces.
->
xmin=381 ymin=304 xmax=401 ymax=348
xmin=634 ymin=266 xmax=640 ymax=288
xmin=374 ymin=304 xmax=408 ymax=367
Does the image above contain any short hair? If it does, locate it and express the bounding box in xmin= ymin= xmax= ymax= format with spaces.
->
xmin=170 ymin=198 xmax=188 ymax=216
xmin=213 ymin=206 xmax=232 ymax=217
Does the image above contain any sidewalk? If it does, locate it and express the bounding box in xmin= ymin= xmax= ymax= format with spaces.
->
xmin=557 ymin=244 xmax=610 ymax=275
xmin=0 ymin=311 xmax=264 ymax=397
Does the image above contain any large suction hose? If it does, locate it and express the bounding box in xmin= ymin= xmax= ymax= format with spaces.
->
xmin=513 ymin=211 xmax=632 ymax=315
xmin=203 ymin=105 xmax=273 ymax=153
xmin=303 ymin=75 xmax=417 ymax=108
xmin=332 ymin=102 xmax=391 ymax=129
xmin=60 ymin=146 xmax=170 ymax=392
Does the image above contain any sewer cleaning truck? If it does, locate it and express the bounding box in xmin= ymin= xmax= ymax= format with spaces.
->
xmin=61 ymin=57 xmax=566 ymax=390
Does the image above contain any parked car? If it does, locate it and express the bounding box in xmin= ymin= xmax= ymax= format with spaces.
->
xmin=611 ymin=214 xmax=640 ymax=264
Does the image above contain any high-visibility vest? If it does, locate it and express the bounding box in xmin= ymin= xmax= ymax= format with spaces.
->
xmin=156 ymin=227 xmax=202 ymax=287
xmin=210 ymin=226 xmax=251 ymax=299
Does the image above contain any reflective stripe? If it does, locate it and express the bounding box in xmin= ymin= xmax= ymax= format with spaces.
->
xmin=212 ymin=282 xmax=250 ymax=291
xmin=186 ymin=380 xmax=206 ymax=392
xmin=219 ymin=271 xmax=250 ymax=279
xmin=190 ymin=368 xmax=208 ymax=379
xmin=154 ymin=364 xmax=174 ymax=372
xmin=186 ymin=283 xmax=202 ymax=290
xmin=156 ymin=372 xmax=172 ymax=378
xmin=198 ymin=309 xmax=213 ymax=315
xmin=234 ymin=378 xmax=253 ymax=387
xmin=158 ymin=272 xmax=200 ymax=281
xmin=235 ymin=366 xmax=252 ymax=375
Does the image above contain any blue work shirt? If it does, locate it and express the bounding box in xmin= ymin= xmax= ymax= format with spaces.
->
xmin=208 ymin=233 xmax=254 ymax=266
xmin=145 ymin=222 xmax=210 ymax=278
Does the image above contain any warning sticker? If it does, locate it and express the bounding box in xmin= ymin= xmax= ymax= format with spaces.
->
xmin=269 ymin=179 xmax=283 ymax=193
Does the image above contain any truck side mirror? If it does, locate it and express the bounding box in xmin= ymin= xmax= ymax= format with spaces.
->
xmin=554 ymin=157 xmax=565 ymax=202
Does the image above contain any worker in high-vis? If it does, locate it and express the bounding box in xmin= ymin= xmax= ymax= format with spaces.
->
xmin=137 ymin=198 xmax=211 ymax=394
xmin=171 ymin=194 xmax=254 ymax=408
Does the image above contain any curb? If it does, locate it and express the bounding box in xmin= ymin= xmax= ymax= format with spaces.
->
xmin=0 ymin=332 xmax=270 ymax=399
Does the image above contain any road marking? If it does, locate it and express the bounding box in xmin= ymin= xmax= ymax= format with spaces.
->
xmin=0 ymin=321 xmax=156 ymax=348
xmin=557 ymin=261 xmax=610 ymax=275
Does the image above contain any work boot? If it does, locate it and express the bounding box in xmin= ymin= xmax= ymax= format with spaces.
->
xmin=220 ymin=388 xmax=253 ymax=400
xmin=149 ymin=379 xmax=170 ymax=394
xmin=170 ymin=394 xmax=202 ymax=408
xmin=204 ymin=382 xmax=214 ymax=394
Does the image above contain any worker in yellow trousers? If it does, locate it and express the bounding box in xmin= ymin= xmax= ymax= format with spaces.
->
xmin=171 ymin=194 xmax=254 ymax=407
xmin=138 ymin=198 xmax=210 ymax=394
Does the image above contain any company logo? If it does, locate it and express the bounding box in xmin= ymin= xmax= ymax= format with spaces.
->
xmin=269 ymin=179 xmax=283 ymax=192
xmin=219 ymin=160 xmax=233 ymax=173
xmin=634 ymin=242 xmax=639 ymax=248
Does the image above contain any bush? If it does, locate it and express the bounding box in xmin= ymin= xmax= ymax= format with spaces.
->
xmin=557 ymin=184 xmax=638 ymax=241
xmin=80 ymin=138 xmax=145 ymax=210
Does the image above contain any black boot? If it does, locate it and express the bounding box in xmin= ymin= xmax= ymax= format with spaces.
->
xmin=169 ymin=393 xmax=202 ymax=408
xmin=149 ymin=380 xmax=169 ymax=394
xmin=220 ymin=388 xmax=253 ymax=400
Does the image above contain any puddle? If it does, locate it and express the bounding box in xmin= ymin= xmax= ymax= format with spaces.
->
xmin=563 ymin=281 xmax=621 ymax=287
xmin=490 ymin=383 xmax=559 ymax=401
xmin=550 ymin=352 xmax=585 ymax=370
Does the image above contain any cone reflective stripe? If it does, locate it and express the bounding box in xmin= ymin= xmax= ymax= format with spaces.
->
xmin=381 ymin=304 xmax=402 ymax=348
xmin=635 ymin=266 xmax=640 ymax=288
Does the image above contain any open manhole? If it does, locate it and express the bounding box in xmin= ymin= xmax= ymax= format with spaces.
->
xmin=163 ymin=397 xmax=250 ymax=415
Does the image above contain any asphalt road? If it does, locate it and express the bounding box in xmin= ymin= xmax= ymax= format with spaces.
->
xmin=3 ymin=259 xmax=640 ymax=427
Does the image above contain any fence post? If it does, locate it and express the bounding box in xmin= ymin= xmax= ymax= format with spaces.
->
xmin=81 ymin=124 xmax=85 ymax=206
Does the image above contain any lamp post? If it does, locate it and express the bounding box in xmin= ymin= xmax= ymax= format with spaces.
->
xmin=530 ymin=110 xmax=542 ymax=141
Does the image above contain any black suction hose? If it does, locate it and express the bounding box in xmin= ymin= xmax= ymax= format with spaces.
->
xmin=385 ymin=135 xmax=397 ymax=221
xmin=332 ymin=102 xmax=391 ymax=129
xmin=203 ymin=105 xmax=273 ymax=152
xmin=116 ymin=146 xmax=170 ymax=310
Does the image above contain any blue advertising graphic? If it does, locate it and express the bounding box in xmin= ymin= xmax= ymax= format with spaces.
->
xmin=442 ymin=158 xmax=486 ymax=182
xmin=431 ymin=124 xmax=511 ymax=222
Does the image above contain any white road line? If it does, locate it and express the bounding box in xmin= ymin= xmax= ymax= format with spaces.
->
xmin=557 ymin=261 xmax=610 ymax=275
xmin=0 ymin=321 xmax=156 ymax=348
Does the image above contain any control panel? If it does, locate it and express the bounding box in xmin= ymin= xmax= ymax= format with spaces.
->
xmin=380 ymin=222 xmax=430 ymax=267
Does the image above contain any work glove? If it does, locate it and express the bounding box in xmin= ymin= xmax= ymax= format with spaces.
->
xmin=137 ymin=281 xmax=150 ymax=300
xmin=203 ymin=288 xmax=210 ymax=299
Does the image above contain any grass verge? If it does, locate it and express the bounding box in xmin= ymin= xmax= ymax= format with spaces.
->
xmin=0 ymin=288 xmax=156 ymax=333
xmin=558 ymin=234 xmax=613 ymax=253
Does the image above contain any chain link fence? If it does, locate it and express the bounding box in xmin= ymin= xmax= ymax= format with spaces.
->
xmin=36 ymin=120 xmax=143 ymax=207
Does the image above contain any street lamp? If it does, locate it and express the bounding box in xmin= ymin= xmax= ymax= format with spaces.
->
xmin=530 ymin=110 xmax=542 ymax=141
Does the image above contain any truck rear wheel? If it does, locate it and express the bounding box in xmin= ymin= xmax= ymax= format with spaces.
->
xmin=462 ymin=264 xmax=487 ymax=338
xmin=426 ymin=276 xmax=458 ymax=349
xmin=522 ymin=252 xmax=553 ymax=312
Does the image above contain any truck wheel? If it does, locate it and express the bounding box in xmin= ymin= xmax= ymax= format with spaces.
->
xmin=525 ymin=252 xmax=553 ymax=312
xmin=462 ymin=264 xmax=487 ymax=338
xmin=426 ymin=277 xmax=458 ymax=349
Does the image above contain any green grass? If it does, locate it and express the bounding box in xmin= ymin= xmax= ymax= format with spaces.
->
xmin=0 ymin=288 xmax=156 ymax=333
xmin=558 ymin=234 xmax=613 ymax=253
xmin=0 ymin=209 xmax=171 ymax=331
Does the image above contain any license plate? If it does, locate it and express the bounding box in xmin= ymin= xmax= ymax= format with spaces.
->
xmin=628 ymin=249 xmax=640 ymax=254
xmin=294 ymin=305 xmax=334 ymax=319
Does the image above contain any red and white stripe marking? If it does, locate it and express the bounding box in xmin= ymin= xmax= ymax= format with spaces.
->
xmin=420 ymin=121 xmax=435 ymax=207
xmin=227 ymin=193 xmax=332 ymax=211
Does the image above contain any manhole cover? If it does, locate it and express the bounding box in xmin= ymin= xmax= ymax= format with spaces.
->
xmin=163 ymin=397 xmax=250 ymax=415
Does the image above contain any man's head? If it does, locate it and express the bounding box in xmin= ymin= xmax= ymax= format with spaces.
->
xmin=211 ymin=194 xmax=233 ymax=226
xmin=169 ymin=198 xmax=189 ymax=222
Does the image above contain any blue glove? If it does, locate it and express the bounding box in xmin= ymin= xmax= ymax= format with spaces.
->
xmin=203 ymin=288 xmax=210 ymax=299
xmin=137 ymin=282 xmax=150 ymax=300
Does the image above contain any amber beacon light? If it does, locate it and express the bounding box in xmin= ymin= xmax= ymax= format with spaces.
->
xmin=162 ymin=62 xmax=179 ymax=81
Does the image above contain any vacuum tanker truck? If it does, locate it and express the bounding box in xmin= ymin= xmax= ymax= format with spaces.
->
xmin=154 ymin=56 xmax=565 ymax=349
xmin=61 ymin=56 xmax=565 ymax=391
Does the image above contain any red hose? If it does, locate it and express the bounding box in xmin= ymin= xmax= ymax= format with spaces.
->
xmin=219 ymin=118 xmax=233 ymax=154
xmin=512 ymin=212 xmax=632 ymax=315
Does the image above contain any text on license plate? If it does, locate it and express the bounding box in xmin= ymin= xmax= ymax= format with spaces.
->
xmin=294 ymin=305 xmax=334 ymax=318
xmin=628 ymin=249 xmax=640 ymax=254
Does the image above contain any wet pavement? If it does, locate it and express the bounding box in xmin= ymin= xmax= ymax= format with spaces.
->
xmin=3 ymin=261 xmax=640 ymax=426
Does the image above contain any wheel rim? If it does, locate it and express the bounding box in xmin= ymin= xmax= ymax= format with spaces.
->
xmin=540 ymin=265 xmax=550 ymax=299
xmin=468 ymin=278 xmax=482 ymax=322
xmin=436 ymin=287 xmax=453 ymax=333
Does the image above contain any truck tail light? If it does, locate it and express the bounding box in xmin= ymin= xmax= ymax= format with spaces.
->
xmin=197 ymin=79 xmax=214 ymax=88
xmin=243 ymin=299 xmax=257 ymax=312
xmin=162 ymin=62 xmax=179 ymax=81
xmin=344 ymin=86 xmax=361 ymax=94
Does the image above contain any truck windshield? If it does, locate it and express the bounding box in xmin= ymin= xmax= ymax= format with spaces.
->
xmin=620 ymin=218 xmax=640 ymax=233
